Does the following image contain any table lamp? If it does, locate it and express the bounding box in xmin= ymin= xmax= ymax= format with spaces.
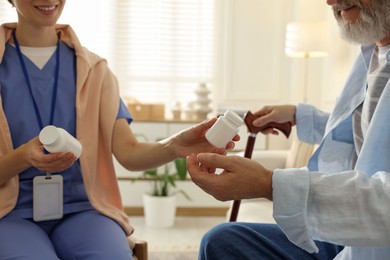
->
xmin=285 ymin=21 xmax=330 ymax=102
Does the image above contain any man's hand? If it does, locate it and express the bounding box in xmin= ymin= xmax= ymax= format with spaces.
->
xmin=186 ymin=153 xmax=273 ymax=201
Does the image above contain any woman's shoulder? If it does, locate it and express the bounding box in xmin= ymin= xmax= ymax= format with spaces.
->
xmin=57 ymin=24 xmax=107 ymax=67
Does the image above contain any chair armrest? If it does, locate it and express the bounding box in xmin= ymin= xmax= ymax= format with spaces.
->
xmin=128 ymin=236 xmax=148 ymax=260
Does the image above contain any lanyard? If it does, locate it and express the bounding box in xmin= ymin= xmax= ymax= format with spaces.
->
xmin=12 ymin=31 xmax=60 ymax=130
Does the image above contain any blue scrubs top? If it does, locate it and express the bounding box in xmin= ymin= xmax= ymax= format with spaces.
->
xmin=0 ymin=41 xmax=132 ymax=219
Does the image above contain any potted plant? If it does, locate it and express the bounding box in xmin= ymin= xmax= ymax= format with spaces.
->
xmin=141 ymin=158 xmax=191 ymax=228
xmin=143 ymin=158 xmax=190 ymax=198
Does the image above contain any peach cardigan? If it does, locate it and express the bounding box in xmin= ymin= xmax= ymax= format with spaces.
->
xmin=0 ymin=23 xmax=133 ymax=235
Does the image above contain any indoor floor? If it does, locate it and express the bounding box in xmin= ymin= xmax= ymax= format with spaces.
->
xmin=130 ymin=216 xmax=225 ymax=260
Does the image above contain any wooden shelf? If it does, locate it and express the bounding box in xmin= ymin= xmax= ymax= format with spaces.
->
xmin=124 ymin=206 xmax=229 ymax=217
xmin=132 ymin=118 xmax=203 ymax=124
xmin=118 ymin=176 xmax=191 ymax=181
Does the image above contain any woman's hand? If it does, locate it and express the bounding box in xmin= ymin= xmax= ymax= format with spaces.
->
xmin=0 ymin=136 xmax=78 ymax=185
xmin=113 ymin=117 xmax=241 ymax=171
xmin=25 ymin=137 xmax=77 ymax=173
xmin=172 ymin=118 xmax=240 ymax=158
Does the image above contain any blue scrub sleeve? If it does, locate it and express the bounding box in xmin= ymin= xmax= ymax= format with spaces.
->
xmin=118 ymin=98 xmax=133 ymax=124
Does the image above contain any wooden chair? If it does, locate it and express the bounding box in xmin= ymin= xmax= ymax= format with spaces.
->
xmin=128 ymin=237 xmax=148 ymax=260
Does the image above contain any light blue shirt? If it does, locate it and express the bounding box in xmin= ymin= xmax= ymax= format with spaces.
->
xmin=273 ymin=44 xmax=390 ymax=259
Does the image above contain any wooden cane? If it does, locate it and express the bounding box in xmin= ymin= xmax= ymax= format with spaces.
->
xmin=228 ymin=111 xmax=292 ymax=222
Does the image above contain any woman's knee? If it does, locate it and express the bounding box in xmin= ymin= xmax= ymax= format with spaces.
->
xmin=51 ymin=210 xmax=132 ymax=260
xmin=0 ymin=218 xmax=59 ymax=259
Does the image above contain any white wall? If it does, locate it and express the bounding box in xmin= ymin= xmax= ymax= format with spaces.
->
xmin=214 ymin=0 xmax=359 ymax=109
xmin=214 ymin=0 xmax=293 ymax=112
xmin=212 ymin=0 xmax=358 ymax=150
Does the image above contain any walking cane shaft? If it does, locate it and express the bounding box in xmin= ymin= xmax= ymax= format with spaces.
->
xmin=229 ymin=111 xmax=292 ymax=222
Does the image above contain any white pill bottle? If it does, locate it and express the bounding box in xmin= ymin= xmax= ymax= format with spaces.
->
xmin=206 ymin=110 xmax=244 ymax=148
xmin=39 ymin=125 xmax=82 ymax=159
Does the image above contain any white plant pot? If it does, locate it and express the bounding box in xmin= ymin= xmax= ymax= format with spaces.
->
xmin=143 ymin=193 xmax=176 ymax=228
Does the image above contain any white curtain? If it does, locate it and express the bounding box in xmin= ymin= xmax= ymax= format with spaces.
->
xmin=113 ymin=0 xmax=215 ymax=108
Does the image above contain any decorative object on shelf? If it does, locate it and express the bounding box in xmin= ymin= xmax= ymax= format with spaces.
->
xmin=125 ymin=97 xmax=165 ymax=120
xmin=285 ymin=21 xmax=330 ymax=103
xmin=182 ymin=101 xmax=196 ymax=120
xmin=171 ymin=101 xmax=182 ymax=120
xmin=193 ymin=82 xmax=212 ymax=120
xmin=141 ymin=158 xmax=190 ymax=228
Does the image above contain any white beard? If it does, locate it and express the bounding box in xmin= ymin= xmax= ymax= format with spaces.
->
xmin=333 ymin=0 xmax=390 ymax=45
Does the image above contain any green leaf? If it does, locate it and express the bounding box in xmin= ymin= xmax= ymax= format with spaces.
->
xmin=139 ymin=158 xmax=191 ymax=200
xmin=175 ymin=158 xmax=187 ymax=180
xmin=176 ymin=189 xmax=192 ymax=201
xmin=143 ymin=168 xmax=158 ymax=177
xmin=167 ymin=175 xmax=176 ymax=187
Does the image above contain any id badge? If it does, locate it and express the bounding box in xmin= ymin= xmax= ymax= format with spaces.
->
xmin=33 ymin=174 xmax=63 ymax=221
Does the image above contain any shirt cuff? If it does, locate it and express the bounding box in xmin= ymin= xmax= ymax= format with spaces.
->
xmin=273 ymin=167 xmax=319 ymax=253
xmin=296 ymin=103 xmax=314 ymax=143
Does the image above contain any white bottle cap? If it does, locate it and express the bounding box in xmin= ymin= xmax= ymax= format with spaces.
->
xmin=224 ymin=110 xmax=244 ymax=128
xmin=39 ymin=125 xmax=60 ymax=146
